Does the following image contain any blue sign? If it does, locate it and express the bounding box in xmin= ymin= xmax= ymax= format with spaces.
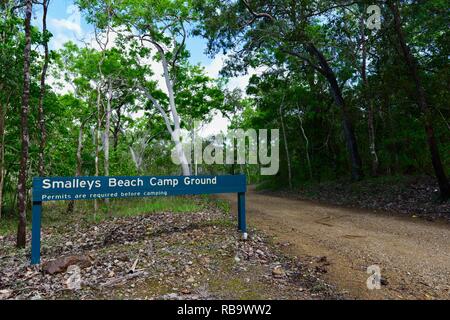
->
xmin=31 ymin=175 xmax=247 ymax=265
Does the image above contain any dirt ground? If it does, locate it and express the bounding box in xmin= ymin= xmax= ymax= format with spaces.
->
xmin=218 ymin=189 xmax=450 ymax=300
xmin=0 ymin=203 xmax=339 ymax=300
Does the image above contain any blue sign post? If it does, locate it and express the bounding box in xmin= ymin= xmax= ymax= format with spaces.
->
xmin=31 ymin=175 xmax=247 ymax=265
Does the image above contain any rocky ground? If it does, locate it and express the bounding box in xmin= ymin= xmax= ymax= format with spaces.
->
xmin=0 ymin=201 xmax=341 ymax=300
xmin=266 ymin=176 xmax=450 ymax=221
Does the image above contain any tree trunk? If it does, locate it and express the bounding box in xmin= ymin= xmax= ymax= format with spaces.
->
xmin=141 ymin=85 xmax=191 ymax=176
xmin=306 ymin=43 xmax=363 ymax=181
xmin=0 ymin=99 xmax=6 ymax=219
xmin=67 ymin=122 xmax=86 ymax=214
xmin=37 ymin=0 xmax=50 ymax=177
xmin=94 ymin=84 xmax=102 ymax=213
xmin=173 ymin=137 xmax=191 ymax=176
xmin=360 ymin=14 xmax=379 ymax=176
xmin=113 ymin=107 xmax=122 ymax=151
xmin=103 ymin=80 xmax=112 ymax=209
xmin=104 ymin=79 xmax=112 ymax=177
xmin=279 ymin=104 xmax=292 ymax=189
xmin=390 ymin=1 xmax=450 ymax=200
xmin=155 ymin=45 xmax=191 ymax=176
xmin=297 ymin=110 xmax=313 ymax=180
xmin=17 ymin=0 xmax=33 ymax=248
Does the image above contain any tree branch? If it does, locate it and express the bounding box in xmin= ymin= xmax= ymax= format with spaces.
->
xmin=242 ymin=0 xmax=276 ymax=21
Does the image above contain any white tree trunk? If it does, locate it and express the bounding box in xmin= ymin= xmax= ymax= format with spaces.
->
xmin=94 ymin=84 xmax=101 ymax=213
xmin=104 ymin=79 xmax=112 ymax=177
xmin=173 ymin=137 xmax=191 ymax=176
xmin=152 ymin=44 xmax=191 ymax=176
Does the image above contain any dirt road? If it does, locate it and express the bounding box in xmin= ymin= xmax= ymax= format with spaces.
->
xmin=218 ymin=189 xmax=450 ymax=299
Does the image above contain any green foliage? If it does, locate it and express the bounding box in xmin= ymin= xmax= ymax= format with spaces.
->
xmin=0 ymin=196 xmax=204 ymax=235
xmin=0 ymin=0 xmax=449 ymax=234
xmin=195 ymin=0 xmax=449 ymax=188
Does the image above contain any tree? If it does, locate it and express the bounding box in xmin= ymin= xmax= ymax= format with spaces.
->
xmin=388 ymin=0 xmax=449 ymax=200
xmin=17 ymin=0 xmax=32 ymax=247
xmin=194 ymin=0 xmax=364 ymax=180
xmin=0 ymin=0 xmax=22 ymax=219
xmin=77 ymin=0 xmax=197 ymax=176
xmin=37 ymin=0 xmax=51 ymax=177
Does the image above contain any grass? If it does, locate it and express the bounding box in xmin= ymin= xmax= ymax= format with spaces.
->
xmin=0 ymin=196 xmax=207 ymax=237
xmin=87 ymin=197 xmax=205 ymax=223
xmin=210 ymin=198 xmax=231 ymax=214
xmin=0 ymin=218 xmax=19 ymax=237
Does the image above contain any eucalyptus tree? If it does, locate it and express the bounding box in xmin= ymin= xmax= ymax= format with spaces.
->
xmin=319 ymin=2 xmax=380 ymax=176
xmin=59 ymin=41 xmax=139 ymax=212
xmin=173 ymin=63 xmax=225 ymax=174
xmin=77 ymin=0 xmax=202 ymax=176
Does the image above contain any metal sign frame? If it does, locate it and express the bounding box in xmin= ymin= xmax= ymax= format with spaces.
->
xmin=31 ymin=175 xmax=247 ymax=265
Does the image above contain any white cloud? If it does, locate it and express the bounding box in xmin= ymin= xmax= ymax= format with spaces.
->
xmin=204 ymin=53 xmax=226 ymax=79
xmin=50 ymin=18 xmax=82 ymax=36
xmin=51 ymin=32 xmax=73 ymax=50
xmin=47 ymin=72 xmax=73 ymax=95
xmin=204 ymin=53 xmax=263 ymax=92
xmin=199 ymin=111 xmax=230 ymax=137
xmin=200 ymin=53 xmax=271 ymax=135
xmin=50 ymin=5 xmax=82 ymax=37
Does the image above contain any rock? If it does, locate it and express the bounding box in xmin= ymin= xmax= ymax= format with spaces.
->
xmin=65 ymin=266 xmax=82 ymax=290
xmin=181 ymin=288 xmax=191 ymax=295
xmin=30 ymin=293 xmax=42 ymax=300
xmin=204 ymin=257 xmax=211 ymax=263
xmin=166 ymin=293 xmax=179 ymax=300
xmin=0 ymin=289 xmax=12 ymax=299
xmin=315 ymin=266 xmax=328 ymax=273
xmin=272 ymin=266 xmax=286 ymax=278
xmin=256 ymin=249 xmax=265 ymax=256
xmin=42 ymin=255 xmax=92 ymax=275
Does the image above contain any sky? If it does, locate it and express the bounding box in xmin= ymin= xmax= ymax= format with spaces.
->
xmin=32 ymin=0 xmax=254 ymax=136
